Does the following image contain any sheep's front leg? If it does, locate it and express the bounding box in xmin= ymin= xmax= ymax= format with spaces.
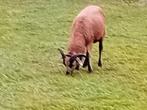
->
xmin=98 ymin=39 xmax=103 ymax=67
xmin=87 ymin=52 xmax=93 ymax=73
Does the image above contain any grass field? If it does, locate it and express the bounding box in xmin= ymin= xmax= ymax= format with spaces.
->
xmin=0 ymin=0 xmax=147 ymax=110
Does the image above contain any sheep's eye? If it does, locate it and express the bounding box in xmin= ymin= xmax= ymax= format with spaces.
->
xmin=69 ymin=60 xmax=76 ymax=68
xmin=69 ymin=61 xmax=73 ymax=68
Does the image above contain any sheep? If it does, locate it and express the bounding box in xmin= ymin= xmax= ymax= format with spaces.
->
xmin=59 ymin=5 xmax=106 ymax=75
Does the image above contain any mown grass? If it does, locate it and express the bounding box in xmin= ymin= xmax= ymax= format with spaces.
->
xmin=0 ymin=0 xmax=147 ymax=110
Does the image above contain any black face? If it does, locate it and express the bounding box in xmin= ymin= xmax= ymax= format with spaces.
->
xmin=64 ymin=55 xmax=79 ymax=74
xmin=69 ymin=56 xmax=77 ymax=68
xmin=58 ymin=49 xmax=86 ymax=74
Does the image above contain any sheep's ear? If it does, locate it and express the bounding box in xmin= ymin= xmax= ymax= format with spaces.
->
xmin=58 ymin=48 xmax=65 ymax=59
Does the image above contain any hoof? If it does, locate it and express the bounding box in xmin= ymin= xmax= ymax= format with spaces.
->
xmin=98 ymin=62 xmax=102 ymax=67
xmin=88 ymin=68 xmax=93 ymax=73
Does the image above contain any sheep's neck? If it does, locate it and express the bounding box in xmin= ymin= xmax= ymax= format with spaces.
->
xmin=68 ymin=33 xmax=86 ymax=54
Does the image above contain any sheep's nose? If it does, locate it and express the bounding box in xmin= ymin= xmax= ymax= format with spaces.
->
xmin=66 ymin=71 xmax=70 ymax=75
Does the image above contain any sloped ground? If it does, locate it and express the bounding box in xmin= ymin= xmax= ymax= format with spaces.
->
xmin=0 ymin=0 xmax=147 ymax=110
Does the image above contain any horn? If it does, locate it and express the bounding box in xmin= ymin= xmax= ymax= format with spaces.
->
xmin=75 ymin=54 xmax=87 ymax=66
xmin=76 ymin=54 xmax=87 ymax=58
xmin=76 ymin=57 xmax=83 ymax=66
xmin=58 ymin=48 xmax=65 ymax=59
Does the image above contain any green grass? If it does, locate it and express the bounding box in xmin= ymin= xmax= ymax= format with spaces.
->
xmin=0 ymin=0 xmax=147 ymax=110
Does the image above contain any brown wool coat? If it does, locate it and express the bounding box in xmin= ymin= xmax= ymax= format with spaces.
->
xmin=68 ymin=5 xmax=105 ymax=54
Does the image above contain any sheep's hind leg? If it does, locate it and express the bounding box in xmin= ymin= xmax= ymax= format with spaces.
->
xmin=98 ymin=39 xmax=103 ymax=67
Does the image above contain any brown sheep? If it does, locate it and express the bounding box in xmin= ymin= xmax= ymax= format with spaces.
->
xmin=59 ymin=5 xmax=106 ymax=75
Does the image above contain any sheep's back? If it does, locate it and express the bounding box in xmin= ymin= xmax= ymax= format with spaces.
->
xmin=74 ymin=5 xmax=105 ymax=42
xmin=68 ymin=5 xmax=105 ymax=53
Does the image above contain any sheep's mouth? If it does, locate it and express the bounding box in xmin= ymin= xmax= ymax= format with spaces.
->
xmin=66 ymin=70 xmax=74 ymax=75
xmin=66 ymin=71 xmax=70 ymax=75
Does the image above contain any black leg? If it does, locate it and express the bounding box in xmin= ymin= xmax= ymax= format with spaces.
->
xmin=87 ymin=52 xmax=93 ymax=72
xmin=83 ymin=52 xmax=88 ymax=68
xmin=75 ymin=65 xmax=80 ymax=70
xmin=98 ymin=39 xmax=103 ymax=67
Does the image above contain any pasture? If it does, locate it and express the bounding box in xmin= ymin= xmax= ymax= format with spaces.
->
xmin=0 ymin=0 xmax=147 ymax=110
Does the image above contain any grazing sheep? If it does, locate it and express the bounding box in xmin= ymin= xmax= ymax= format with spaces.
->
xmin=59 ymin=5 xmax=106 ymax=75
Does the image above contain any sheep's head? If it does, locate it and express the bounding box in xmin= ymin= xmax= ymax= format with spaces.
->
xmin=58 ymin=49 xmax=86 ymax=75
